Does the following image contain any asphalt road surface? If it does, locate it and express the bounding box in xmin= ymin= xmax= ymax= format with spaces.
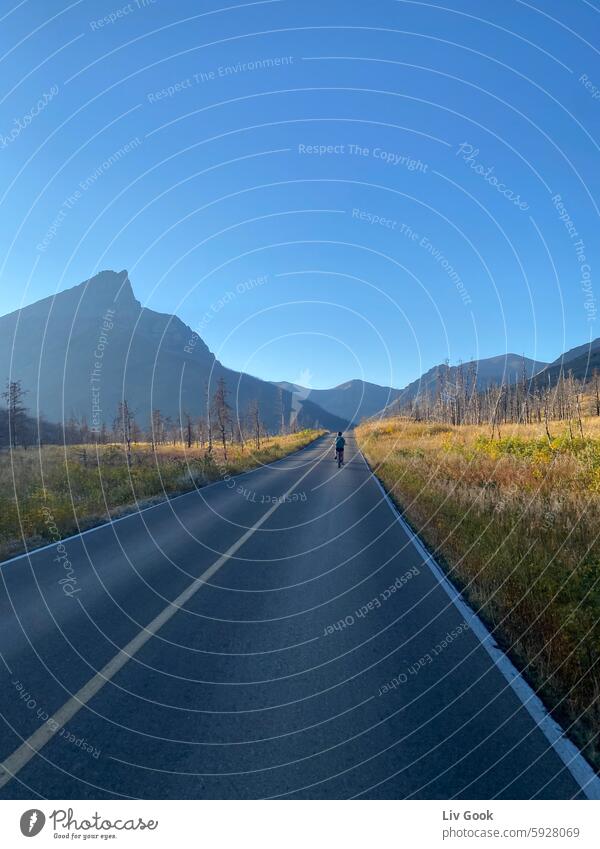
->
xmin=0 ymin=435 xmax=589 ymax=799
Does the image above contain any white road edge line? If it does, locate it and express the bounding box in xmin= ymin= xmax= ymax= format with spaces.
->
xmin=0 ymin=436 xmax=324 ymax=568
xmin=0 ymin=449 xmax=323 ymax=790
xmin=366 ymin=461 xmax=600 ymax=800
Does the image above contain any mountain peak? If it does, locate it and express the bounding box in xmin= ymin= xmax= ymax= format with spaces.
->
xmin=80 ymin=269 xmax=137 ymax=309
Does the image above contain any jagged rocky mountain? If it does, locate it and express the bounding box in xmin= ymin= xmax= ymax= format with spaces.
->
xmin=0 ymin=270 xmax=345 ymax=433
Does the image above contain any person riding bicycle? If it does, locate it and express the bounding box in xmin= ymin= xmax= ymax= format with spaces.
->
xmin=335 ymin=432 xmax=346 ymax=466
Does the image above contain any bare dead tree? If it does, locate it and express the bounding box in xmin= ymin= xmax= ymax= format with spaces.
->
xmin=2 ymin=380 xmax=28 ymax=449
xmin=277 ymin=387 xmax=287 ymax=434
xmin=150 ymin=409 xmax=164 ymax=450
xmin=197 ymin=417 xmax=206 ymax=448
xmin=249 ymin=400 xmax=261 ymax=449
xmin=205 ymin=382 xmax=213 ymax=453
xmin=575 ymin=386 xmax=585 ymax=438
xmin=115 ymin=400 xmax=135 ymax=460
xmin=184 ymin=412 xmax=194 ymax=448
xmin=213 ymin=377 xmax=231 ymax=459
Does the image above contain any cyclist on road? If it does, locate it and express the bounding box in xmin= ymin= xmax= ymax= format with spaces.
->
xmin=335 ymin=432 xmax=346 ymax=467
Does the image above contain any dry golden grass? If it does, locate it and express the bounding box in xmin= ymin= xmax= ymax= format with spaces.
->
xmin=356 ymin=416 xmax=600 ymax=769
xmin=0 ymin=429 xmax=324 ymax=561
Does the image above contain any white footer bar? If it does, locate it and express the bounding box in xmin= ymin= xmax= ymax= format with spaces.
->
xmin=1 ymin=799 xmax=598 ymax=847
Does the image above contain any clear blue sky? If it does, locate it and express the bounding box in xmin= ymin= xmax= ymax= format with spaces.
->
xmin=1 ymin=0 xmax=599 ymax=389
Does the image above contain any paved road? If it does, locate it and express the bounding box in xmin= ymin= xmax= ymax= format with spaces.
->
xmin=0 ymin=435 xmax=587 ymax=799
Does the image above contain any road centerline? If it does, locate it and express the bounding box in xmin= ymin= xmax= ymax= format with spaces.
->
xmin=0 ymin=443 xmax=328 ymax=791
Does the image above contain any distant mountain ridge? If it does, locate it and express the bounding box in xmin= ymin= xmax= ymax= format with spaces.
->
xmin=533 ymin=338 xmax=600 ymax=387
xmin=386 ymin=353 xmax=548 ymax=414
xmin=284 ymin=355 xmax=549 ymax=425
xmin=274 ymin=379 xmax=402 ymax=425
xmin=548 ymin=338 xmax=600 ymax=367
xmin=2 ymin=269 xmax=599 ymax=434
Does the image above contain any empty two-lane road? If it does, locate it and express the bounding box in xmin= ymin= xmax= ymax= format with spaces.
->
xmin=0 ymin=435 xmax=591 ymax=799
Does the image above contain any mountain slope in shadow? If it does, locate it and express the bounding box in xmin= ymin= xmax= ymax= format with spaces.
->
xmin=0 ymin=270 xmax=334 ymax=433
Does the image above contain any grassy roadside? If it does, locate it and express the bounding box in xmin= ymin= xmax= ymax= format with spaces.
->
xmin=356 ymin=417 xmax=600 ymax=770
xmin=0 ymin=429 xmax=325 ymax=562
